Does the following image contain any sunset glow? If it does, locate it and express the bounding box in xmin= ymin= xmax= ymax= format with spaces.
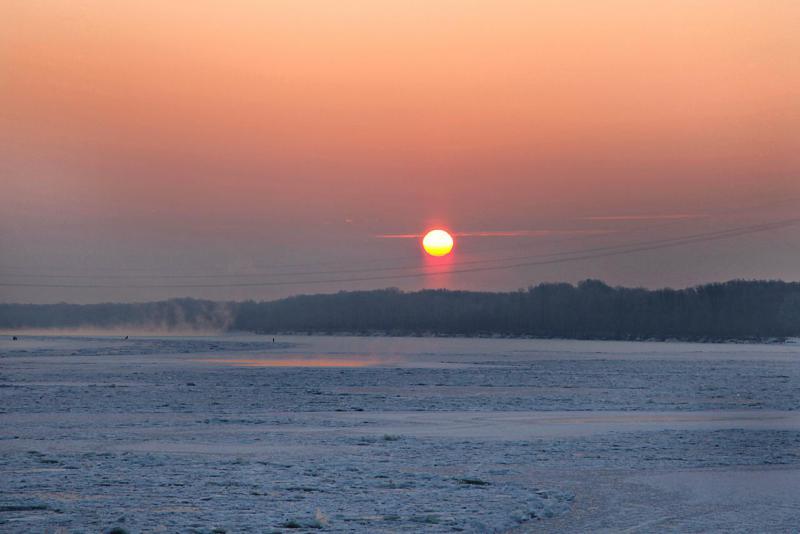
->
xmin=0 ymin=0 xmax=798 ymax=303
xmin=422 ymin=229 xmax=454 ymax=257
xmin=1 ymin=3 xmax=798 ymax=531
xmin=199 ymin=357 xmax=382 ymax=368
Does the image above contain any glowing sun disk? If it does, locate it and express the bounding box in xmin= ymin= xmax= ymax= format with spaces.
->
xmin=422 ymin=229 xmax=454 ymax=256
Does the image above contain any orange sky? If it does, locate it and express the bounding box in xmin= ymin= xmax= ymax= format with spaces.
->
xmin=1 ymin=1 xmax=799 ymax=302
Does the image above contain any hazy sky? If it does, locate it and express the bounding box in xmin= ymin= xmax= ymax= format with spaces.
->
xmin=2 ymin=0 xmax=799 ymax=303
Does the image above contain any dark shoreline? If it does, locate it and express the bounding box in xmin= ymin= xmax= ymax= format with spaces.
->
xmin=253 ymin=330 xmax=794 ymax=345
xmin=3 ymin=329 xmax=795 ymax=345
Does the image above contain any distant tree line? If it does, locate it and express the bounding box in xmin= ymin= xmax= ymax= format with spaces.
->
xmin=2 ymin=280 xmax=800 ymax=341
xmin=232 ymin=280 xmax=800 ymax=340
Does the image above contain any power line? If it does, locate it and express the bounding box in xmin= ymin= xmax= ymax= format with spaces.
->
xmin=3 ymin=194 xmax=798 ymax=280
xmin=1 ymin=217 xmax=796 ymax=289
xmin=2 ymin=214 xmax=797 ymax=281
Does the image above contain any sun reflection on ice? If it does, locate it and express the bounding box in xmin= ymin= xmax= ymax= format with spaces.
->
xmin=198 ymin=356 xmax=385 ymax=367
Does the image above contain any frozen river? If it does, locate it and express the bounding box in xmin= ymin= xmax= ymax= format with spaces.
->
xmin=1 ymin=335 xmax=799 ymax=532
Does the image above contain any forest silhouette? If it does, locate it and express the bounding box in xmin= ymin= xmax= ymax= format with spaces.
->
xmin=3 ymin=280 xmax=799 ymax=341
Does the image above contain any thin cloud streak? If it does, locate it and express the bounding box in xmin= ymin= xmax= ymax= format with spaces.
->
xmin=376 ymin=230 xmax=613 ymax=239
xmin=583 ymin=214 xmax=709 ymax=221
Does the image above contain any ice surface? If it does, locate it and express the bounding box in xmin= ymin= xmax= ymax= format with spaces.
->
xmin=1 ymin=334 xmax=798 ymax=532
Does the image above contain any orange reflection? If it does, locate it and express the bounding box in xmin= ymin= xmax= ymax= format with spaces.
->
xmin=199 ymin=357 xmax=381 ymax=367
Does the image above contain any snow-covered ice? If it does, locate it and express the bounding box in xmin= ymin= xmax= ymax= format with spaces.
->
xmin=1 ymin=334 xmax=798 ymax=532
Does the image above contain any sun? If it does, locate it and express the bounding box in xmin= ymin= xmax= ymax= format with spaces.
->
xmin=422 ymin=229 xmax=454 ymax=257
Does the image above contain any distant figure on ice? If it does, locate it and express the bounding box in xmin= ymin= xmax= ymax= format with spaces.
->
xmin=124 ymin=335 xmax=129 ymax=340
xmin=12 ymin=336 xmax=17 ymax=341
xmin=272 ymin=337 xmax=275 ymax=343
